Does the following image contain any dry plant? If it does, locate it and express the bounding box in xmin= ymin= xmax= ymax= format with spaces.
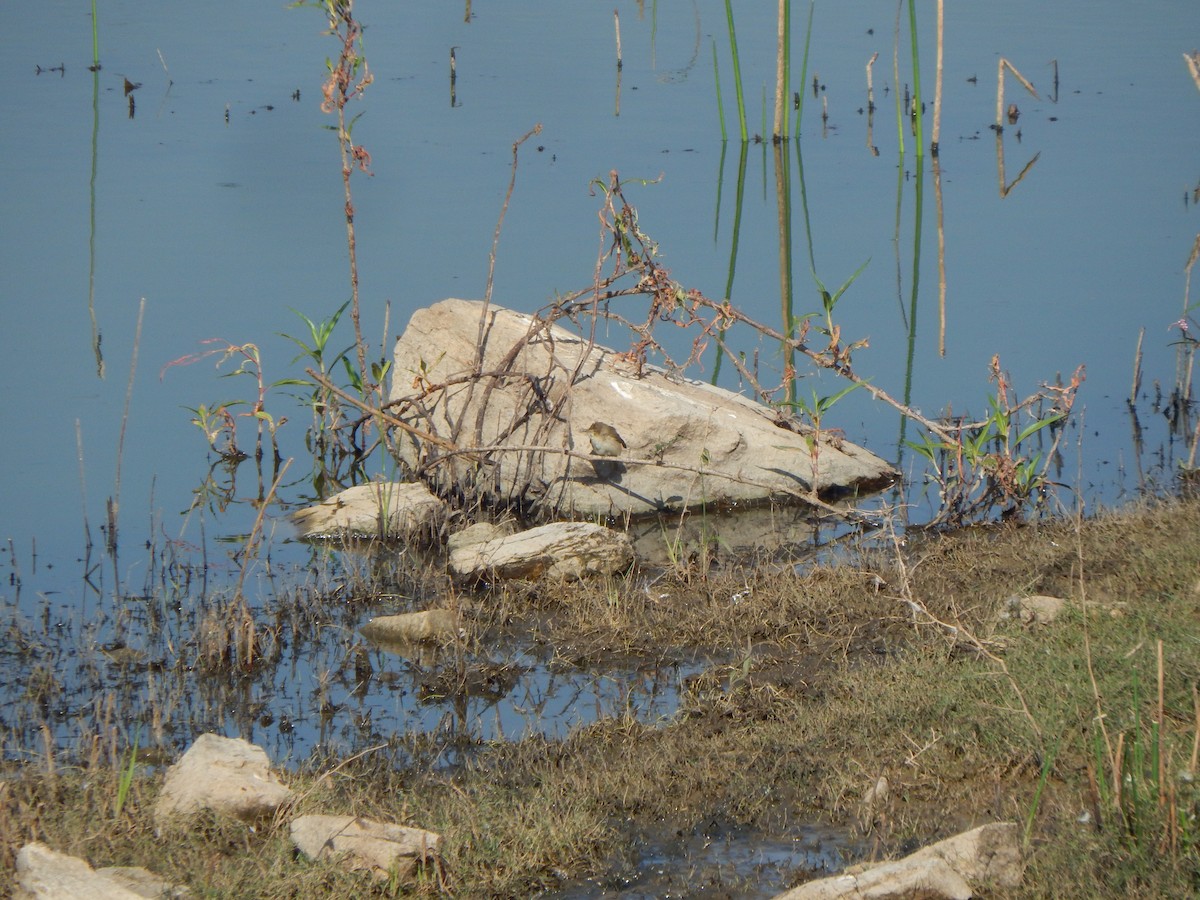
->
xmin=994 ymin=57 xmax=1039 ymax=130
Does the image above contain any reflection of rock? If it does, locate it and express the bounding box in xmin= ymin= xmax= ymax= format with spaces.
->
xmin=417 ymin=660 xmax=524 ymax=703
xmin=388 ymin=299 xmax=896 ymax=519
xmin=449 ymin=521 xmax=634 ymax=582
xmin=290 ymin=482 xmax=446 ymax=541
xmin=290 ymin=815 xmax=440 ymax=883
xmin=153 ymin=734 xmax=292 ymax=830
xmin=626 ymin=504 xmax=821 ymax=568
xmin=774 ymin=822 xmax=1023 ymax=899
xmin=361 ymin=608 xmax=461 ymax=646
xmin=15 ymin=842 xmax=188 ymax=899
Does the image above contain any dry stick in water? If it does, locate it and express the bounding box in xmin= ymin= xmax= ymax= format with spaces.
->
xmin=931 ymin=0 xmax=943 ymax=153
xmin=772 ymin=0 xmax=785 ymax=139
xmin=465 ymin=124 xmax=542 ymax=447
xmin=233 ymin=456 xmax=292 ymax=605
xmin=1130 ymin=327 xmax=1144 ymax=405
xmin=76 ymin=420 xmax=93 ymax=556
xmin=613 ymin=9 xmax=622 ymax=69
xmin=108 ymin=298 xmax=144 ymax=560
xmin=995 ymin=57 xmax=1038 ymax=128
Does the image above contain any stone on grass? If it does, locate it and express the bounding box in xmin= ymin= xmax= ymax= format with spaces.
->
xmin=449 ymin=521 xmax=634 ymax=581
xmin=388 ymin=299 xmax=896 ymax=519
xmin=15 ymin=842 xmax=187 ymax=899
xmin=290 ymin=482 xmax=445 ymax=541
xmin=153 ymin=733 xmax=292 ymax=830
xmin=361 ymin=608 xmax=461 ymax=645
xmin=774 ymin=822 xmax=1022 ymax=899
xmin=1001 ymin=594 xmax=1067 ymax=626
xmin=290 ymin=814 xmax=441 ymax=882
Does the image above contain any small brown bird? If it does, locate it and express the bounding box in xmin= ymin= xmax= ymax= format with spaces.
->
xmin=581 ymin=421 xmax=627 ymax=457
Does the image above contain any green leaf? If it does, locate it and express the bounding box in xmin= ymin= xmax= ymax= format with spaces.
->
xmin=1016 ymin=414 xmax=1062 ymax=445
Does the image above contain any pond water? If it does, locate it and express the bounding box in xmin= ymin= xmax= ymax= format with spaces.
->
xmin=1 ymin=0 xmax=1197 ymax=847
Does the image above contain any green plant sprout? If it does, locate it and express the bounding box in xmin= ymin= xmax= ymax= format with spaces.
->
xmin=905 ymin=363 xmax=1072 ymax=525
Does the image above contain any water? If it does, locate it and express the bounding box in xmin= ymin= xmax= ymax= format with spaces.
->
xmin=1 ymin=1 xmax=1197 ymax=772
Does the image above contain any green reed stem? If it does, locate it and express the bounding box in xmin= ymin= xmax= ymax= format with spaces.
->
xmin=793 ymin=2 xmax=814 ymax=136
xmin=892 ymin=3 xmax=904 ymax=156
xmin=723 ymin=0 xmax=748 ymax=142
xmin=907 ymin=0 xmax=924 ymax=158
xmin=91 ymin=0 xmax=100 ymax=68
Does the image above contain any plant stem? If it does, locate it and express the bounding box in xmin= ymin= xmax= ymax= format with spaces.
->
xmin=91 ymin=0 xmax=100 ymax=69
xmin=907 ymin=0 xmax=924 ymax=159
xmin=723 ymin=0 xmax=748 ymax=142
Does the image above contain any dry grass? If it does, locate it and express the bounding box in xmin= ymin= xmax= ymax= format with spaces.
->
xmin=2 ymin=500 xmax=1198 ymax=897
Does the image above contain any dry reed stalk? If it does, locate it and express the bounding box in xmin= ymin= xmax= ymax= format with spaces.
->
xmin=108 ymin=298 xmax=145 ymax=560
xmin=773 ymin=0 xmax=786 ymax=138
xmin=1190 ymin=683 xmax=1199 ymax=772
xmin=1157 ymin=639 xmax=1166 ymax=807
xmin=1185 ymin=51 xmax=1200 ymax=92
xmin=935 ymin=155 xmax=947 ymax=356
xmin=232 ymin=457 xmax=292 ymax=604
xmin=613 ymin=9 xmax=622 ymax=69
xmin=865 ymin=51 xmax=878 ymax=111
xmin=41 ymin=724 xmax=56 ymax=781
xmin=931 ymin=0 xmax=943 ymax=152
xmin=996 ymin=57 xmax=1038 ymax=128
xmin=1130 ymin=327 xmax=1144 ymax=404
xmin=865 ymin=52 xmax=879 ymax=153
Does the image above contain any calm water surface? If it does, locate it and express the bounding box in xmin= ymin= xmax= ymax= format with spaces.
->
xmin=1 ymin=2 xmax=1196 ymax=780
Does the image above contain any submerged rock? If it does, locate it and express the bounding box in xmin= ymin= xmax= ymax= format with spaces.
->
xmin=361 ymin=608 xmax=462 ymax=645
xmin=388 ymin=299 xmax=896 ymax=519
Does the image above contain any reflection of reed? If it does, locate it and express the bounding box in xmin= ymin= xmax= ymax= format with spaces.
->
xmin=933 ymin=155 xmax=947 ymax=356
xmin=773 ymin=141 xmax=796 ymax=405
xmin=88 ymin=66 xmax=104 ymax=378
xmin=710 ymin=144 xmax=750 ymax=385
xmin=865 ymin=52 xmax=879 ymax=156
xmin=995 ymin=132 xmax=1041 ymax=198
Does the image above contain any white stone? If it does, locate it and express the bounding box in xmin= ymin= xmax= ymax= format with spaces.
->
xmin=15 ymin=843 xmax=187 ymax=899
xmin=153 ymin=734 xmax=292 ymax=829
xmin=290 ymin=482 xmax=446 ymax=540
xmin=774 ymin=823 xmax=1022 ymax=899
xmin=290 ymin=814 xmax=440 ymax=881
xmin=449 ymin=521 xmax=634 ymax=581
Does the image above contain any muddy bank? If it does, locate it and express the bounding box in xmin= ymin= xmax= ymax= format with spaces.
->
xmin=2 ymin=500 xmax=1198 ymax=897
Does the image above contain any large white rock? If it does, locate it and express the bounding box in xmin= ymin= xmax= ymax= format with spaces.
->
xmin=290 ymin=814 xmax=440 ymax=882
xmin=153 ymin=734 xmax=292 ymax=829
xmin=388 ymin=299 xmax=896 ymax=518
